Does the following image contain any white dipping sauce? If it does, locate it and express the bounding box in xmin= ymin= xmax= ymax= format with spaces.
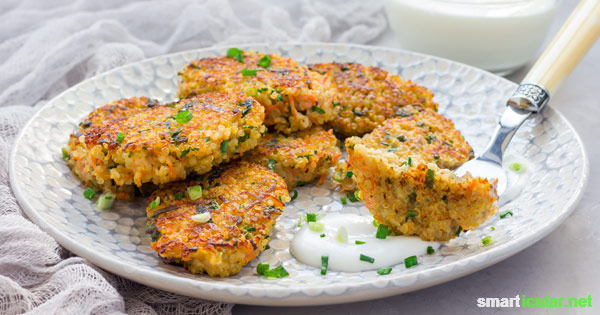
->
xmin=290 ymin=214 xmax=439 ymax=272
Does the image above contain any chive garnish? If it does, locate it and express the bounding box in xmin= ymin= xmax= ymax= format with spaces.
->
xmin=97 ymin=193 xmax=115 ymax=210
xmin=311 ymin=106 xmax=325 ymax=114
xmin=456 ymin=225 xmax=462 ymax=236
xmin=263 ymin=265 xmax=289 ymax=278
xmin=290 ymin=190 xmax=298 ymax=202
xmin=425 ymin=168 xmax=434 ymax=188
xmin=258 ymin=55 xmax=271 ymax=68
xmin=427 ymin=246 xmax=435 ymax=254
xmin=376 ymin=224 xmax=389 ymax=239
xmin=320 ymin=233 xmax=326 ymax=238
xmin=83 ymin=188 xmax=96 ymax=200
xmin=408 ymin=157 xmax=412 ymax=166
xmin=405 ymin=210 xmax=417 ymax=222
xmin=372 ymin=220 xmax=378 ymax=227
xmin=340 ymin=196 xmax=347 ymax=205
xmin=267 ymin=159 xmax=277 ymax=170
xmin=500 ymin=210 xmax=513 ymax=218
xmin=346 ymin=170 xmax=353 ymax=178
xmin=346 ymin=192 xmax=359 ymax=202
xmin=61 ymin=148 xmax=69 ymax=159
xmin=174 ymin=191 xmax=185 ymax=200
xmin=491 ymin=226 xmax=495 ymax=231
xmin=187 ymin=185 xmax=202 ymax=200
xmin=482 ymin=236 xmax=493 ymax=246
xmin=306 ymin=213 xmax=317 ymax=222
xmin=509 ymin=162 xmax=526 ymax=173
xmin=220 ymin=140 xmax=228 ymax=153
xmin=321 ymin=255 xmax=329 ymax=275
xmin=404 ymin=255 xmax=418 ymax=268
xmin=360 ymin=254 xmax=375 ymax=263
xmin=256 ymin=263 xmax=269 ymax=275
xmin=226 ymin=48 xmax=244 ymax=63
xmin=149 ymin=196 xmax=160 ymax=210
xmin=355 ymin=240 xmax=366 ymax=245
xmin=241 ymin=68 xmax=262 ymax=76
xmin=174 ymin=110 xmax=193 ymax=123
xmin=377 ymin=267 xmax=392 ymax=275
xmin=116 ymin=132 xmax=125 ymax=143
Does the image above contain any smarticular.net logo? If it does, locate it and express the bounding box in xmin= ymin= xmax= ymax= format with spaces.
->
xmin=477 ymin=295 xmax=592 ymax=308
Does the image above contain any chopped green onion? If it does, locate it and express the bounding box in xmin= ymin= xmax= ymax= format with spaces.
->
xmin=332 ymin=170 xmax=345 ymax=182
xmin=427 ymin=246 xmax=435 ymax=254
xmin=187 ymin=185 xmax=203 ymax=200
xmin=263 ymin=265 xmax=289 ymax=278
xmin=220 ymin=140 xmax=228 ymax=153
xmin=174 ymin=191 xmax=185 ymax=200
xmin=256 ymin=263 xmax=269 ymax=275
xmin=500 ymin=210 xmax=513 ymax=219
xmin=372 ymin=220 xmax=379 ymax=227
xmin=491 ymin=226 xmax=495 ymax=231
xmin=116 ymin=132 xmax=125 ymax=143
xmin=226 ymin=47 xmax=244 ymax=63
xmin=482 ymin=236 xmax=493 ymax=246
xmin=346 ymin=170 xmax=353 ymax=178
xmin=425 ymin=168 xmax=435 ymax=188
xmin=267 ymin=159 xmax=277 ymax=170
xmin=61 ymin=148 xmax=69 ymax=159
xmin=149 ymin=196 xmax=160 ymax=210
xmin=355 ymin=240 xmax=366 ymax=245
xmin=408 ymin=157 xmax=412 ymax=166
xmin=360 ymin=254 xmax=375 ymax=263
xmin=241 ymin=68 xmax=262 ymax=76
xmin=83 ymin=188 xmax=96 ymax=200
xmin=258 ymin=55 xmax=271 ymax=68
xmin=174 ymin=110 xmax=193 ymax=123
xmin=308 ymin=222 xmax=324 ymax=232
xmin=320 ymin=233 xmax=326 ymax=238
xmin=377 ymin=267 xmax=392 ymax=275
xmin=246 ymin=87 xmax=257 ymax=96
xmin=346 ymin=192 xmax=359 ymax=202
xmin=354 ymin=190 xmax=362 ymax=202
xmin=290 ymin=190 xmax=298 ymax=202
xmin=335 ymin=226 xmax=348 ymax=243
xmin=321 ymin=255 xmax=329 ymax=275
xmin=191 ymin=212 xmax=211 ymax=223
xmin=240 ymin=100 xmax=253 ymax=117
xmin=405 ymin=210 xmax=418 ymax=222
xmin=307 ymin=213 xmax=317 ymax=222
xmin=404 ymin=255 xmax=418 ymax=268
xmin=376 ymin=224 xmax=389 ymax=239
xmin=97 ymin=192 xmax=115 ymax=210
xmin=340 ymin=196 xmax=347 ymax=205
xmin=509 ymin=162 xmax=526 ymax=173
xmin=456 ymin=225 xmax=463 ymax=236
xmin=311 ymin=106 xmax=325 ymax=114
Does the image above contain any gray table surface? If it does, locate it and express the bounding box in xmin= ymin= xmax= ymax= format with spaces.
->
xmin=235 ymin=1 xmax=600 ymax=314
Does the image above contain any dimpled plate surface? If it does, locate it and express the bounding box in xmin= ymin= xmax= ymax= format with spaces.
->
xmin=9 ymin=43 xmax=588 ymax=306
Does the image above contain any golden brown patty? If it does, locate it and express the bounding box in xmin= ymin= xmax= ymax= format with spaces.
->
xmin=347 ymin=143 xmax=498 ymax=241
xmin=243 ymin=127 xmax=342 ymax=188
xmin=65 ymin=92 xmax=266 ymax=198
xmin=178 ymin=50 xmax=335 ymax=134
xmin=146 ymin=161 xmax=290 ymax=277
xmin=308 ymin=62 xmax=438 ymax=136
xmin=77 ymin=97 xmax=159 ymax=131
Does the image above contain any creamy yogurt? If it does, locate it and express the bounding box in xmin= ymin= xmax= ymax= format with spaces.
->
xmin=290 ymin=214 xmax=439 ymax=272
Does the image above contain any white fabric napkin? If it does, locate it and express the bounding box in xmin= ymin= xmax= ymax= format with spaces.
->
xmin=0 ymin=0 xmax=386 ymax=314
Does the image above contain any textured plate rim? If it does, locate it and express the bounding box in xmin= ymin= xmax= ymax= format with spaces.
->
xmin=9 ymin=42 xmax=590 ymax=306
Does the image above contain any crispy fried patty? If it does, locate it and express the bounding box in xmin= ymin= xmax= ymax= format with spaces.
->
xmin=308 ymin=62 xmax=438 ymax=136
xmin=146 ymin=161 xmax=290 ymax=277
xmin=178 ymin=51 xmax=335 ymax=134
xmin=65 ymin=92 xmax=266 ymax=198
xmin=243 ymin=127 xmax=341 ymax=188
xmin=347 ymin=144 xmax=498 ymax=241
xmin=77 ymin=96 xmax=159 ymax=131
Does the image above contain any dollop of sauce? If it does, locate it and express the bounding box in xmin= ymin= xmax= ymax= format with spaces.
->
xmin=290 ymin=214 xmax=439 ymax=272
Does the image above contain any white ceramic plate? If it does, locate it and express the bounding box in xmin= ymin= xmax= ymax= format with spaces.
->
xmin=9 ymin=43 xmax=588 ymax=306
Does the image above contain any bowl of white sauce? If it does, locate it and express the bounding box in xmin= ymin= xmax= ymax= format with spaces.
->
xmin=384 ymin=0 xmax=559 ymax=74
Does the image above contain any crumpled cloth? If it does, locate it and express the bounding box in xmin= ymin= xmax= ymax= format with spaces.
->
xmin=0 ymin=0 xmax=386 ymax=314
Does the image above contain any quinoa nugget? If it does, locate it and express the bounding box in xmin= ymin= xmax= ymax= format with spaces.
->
xmin=65 ymin=92 xmax=266 ymax=198
xmin=76 ymin=96 xmax=159 ymax=130
xmin=347 ymin=142 xmax=498 ymax=241
xmin=243 ymin=127 xmax=342 ymax=188
xmin=308 ymin=62 xmax=438 ymax=136
xmin=146 ymin=161 xmax=290 ymax=277
xmin=178 ymin=51 xmax=335 ymax=134
xmin=335 ymin=105 xmax=473 ymax=192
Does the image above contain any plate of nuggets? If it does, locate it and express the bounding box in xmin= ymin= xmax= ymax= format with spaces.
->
xmin=9 ymin=43 xmax=588 ymax=305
